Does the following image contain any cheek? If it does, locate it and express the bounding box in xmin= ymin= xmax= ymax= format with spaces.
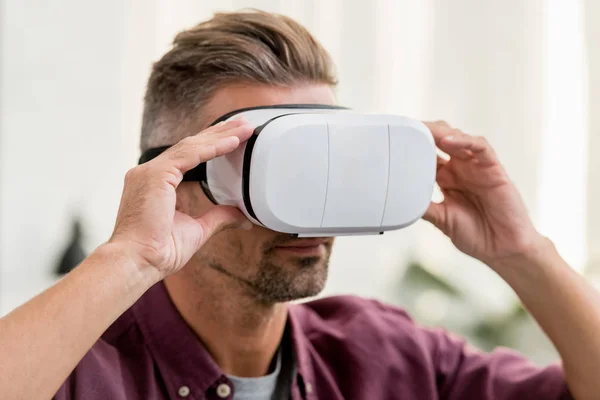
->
xmin=230 ymin=227 xmax=272 ymax=260
xmin=195 ymin=223 xmax=279 ymax=272
xmin=201 ymin=231 xmax=244 ymax=262
xmin=200 ymin=229 xmax=262 ymax=264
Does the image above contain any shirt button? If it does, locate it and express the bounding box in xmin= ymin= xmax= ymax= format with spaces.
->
xmin=216 ymin=383 xmax=232 ymax=398
xmin=177 ymin=385 xmax=190 ymax=397
xmin=305 ymin=382 xmax=313 ymax=393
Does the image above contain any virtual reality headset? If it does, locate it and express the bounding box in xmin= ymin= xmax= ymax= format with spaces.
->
xmin=139 ymin=104 xmax=436 ymax=237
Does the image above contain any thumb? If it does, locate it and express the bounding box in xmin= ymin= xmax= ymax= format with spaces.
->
xmin=422 ymin=202 xmax=447 ymax=232
xmin=195 ymin=206 xmax=253 ymax=244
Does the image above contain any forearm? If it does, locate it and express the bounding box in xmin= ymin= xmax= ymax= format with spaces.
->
xmin=493 ymin=237 xmax=600 ymax=400
xmin=0 ymin=243 xmax=158 ymax=399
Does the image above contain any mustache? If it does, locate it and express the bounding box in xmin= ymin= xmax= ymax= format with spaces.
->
xmin=263 ymin=233 xmax=301 ymax=252
xmin=262 ymin=234 xmax=333 ymax=253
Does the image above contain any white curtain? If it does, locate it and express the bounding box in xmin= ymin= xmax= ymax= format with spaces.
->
xmin=584 ymin=0 xmax=600 ymax=274
xmin=1 ymin=0 xmax=598 ymax=321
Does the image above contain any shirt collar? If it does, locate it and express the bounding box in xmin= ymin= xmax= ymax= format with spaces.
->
xmin=131 ymin=282 xmax=314 ymax=399
xmin=287 ymin=304 xmax=317 ymax=397
xmin=132 ymin=282 xmax=224 ymax=397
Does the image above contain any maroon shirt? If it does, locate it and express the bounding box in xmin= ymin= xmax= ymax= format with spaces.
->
xmin=55 ymin=282 xmax=572 ymax=400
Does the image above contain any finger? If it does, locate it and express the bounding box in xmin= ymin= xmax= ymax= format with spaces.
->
xmin=436 ymin=136 xmax=475 ymax=161
xmin=423 ymin=121 xmax=464 ymax=146
xmin=436 ymin=167 xmax=461 ymax=190
xmin=440 ymin=135 xmax=498 ymax=166
xmin=195 ymin=206 xmax=253 ymax=246
xmin=424 ymin=120 xmax=451 ymax=130
xmin=422 ymin=202 xmax=447 ymax=231
xmin=204 ymin=117 xmax=249 ymax=135
xmin=159 ymin=121 xmax=254 ymax=174
xmin=194 ymin=118 xmax=252 ymax=143
xmin=436 ymin=155 xmax=448 ymax=172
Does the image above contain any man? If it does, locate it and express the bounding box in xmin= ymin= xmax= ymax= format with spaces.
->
xmin=0 ymin=9 xmax=598 ymax=400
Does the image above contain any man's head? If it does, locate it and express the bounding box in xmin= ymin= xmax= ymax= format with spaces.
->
xmin=141 ymin=10 xmax=337 ymax=304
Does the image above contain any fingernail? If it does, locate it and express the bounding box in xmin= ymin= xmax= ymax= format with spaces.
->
xmin=444 ymin=136 xmax=455 ymax=141
xmin=216 ymin=121 xmax=226 ymax=126
xmin=235 ymin=117 xmax=249 ymax=126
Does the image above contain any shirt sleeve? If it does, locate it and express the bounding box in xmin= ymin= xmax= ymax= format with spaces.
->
xmin=425 ymin=327 xmax=573 ymax=400
xmin=53 ymin=377 xmax=73 ymax=400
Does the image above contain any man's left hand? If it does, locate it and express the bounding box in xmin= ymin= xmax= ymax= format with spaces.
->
xmin=422 ymin=121 xmax=544 ymax=266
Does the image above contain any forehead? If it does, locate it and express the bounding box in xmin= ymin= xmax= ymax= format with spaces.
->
xmin=201 ymin=83 xmax=337 ymax=128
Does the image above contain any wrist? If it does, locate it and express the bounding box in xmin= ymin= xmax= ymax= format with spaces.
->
xmin=91 ymin=242 xmax=162 ymax=290
xmin=489 ymin=235 xmax=562 ymax=282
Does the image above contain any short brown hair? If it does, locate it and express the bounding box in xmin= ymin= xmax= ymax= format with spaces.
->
xmin=140 ymin=9 xmax=337 ymax=151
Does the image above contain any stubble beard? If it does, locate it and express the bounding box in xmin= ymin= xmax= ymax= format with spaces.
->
xmin=205 ymin=246 xmax=331 ymax=306
xmin=199 ymin=230 xmax=333 ymax=305
xmin=248 ymin=253 xmax=330 ymax=305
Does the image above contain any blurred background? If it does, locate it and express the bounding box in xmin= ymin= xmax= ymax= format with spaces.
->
xmin=1 ymin=0 xmax=599 ymax=366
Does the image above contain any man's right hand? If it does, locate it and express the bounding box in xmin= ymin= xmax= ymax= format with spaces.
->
xmin=108 ymin=119 xmax=254 ymax=279
xmin=0 ymin=118 xmax=254 ymax=400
